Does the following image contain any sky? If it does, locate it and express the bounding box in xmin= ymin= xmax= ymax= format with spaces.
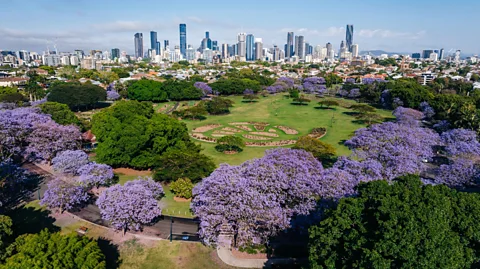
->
xmin=0 ymin=0 xmax=478 ymax=55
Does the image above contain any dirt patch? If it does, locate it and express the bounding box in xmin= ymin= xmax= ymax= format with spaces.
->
xmin=275 ymin=125 xmax=299 ymax=135
xmin=232 ymin=125 xmax=252 ymax=131
xmin=245 ymin=140 xmax=297 ymax=147
xmin=229 ymin=122 xmax=250 ymax=125
xmin=211 ymin=134 xmax=226 ymax=137
xmin=231 ymin=248 xmax=268 ymax=259
xmin=213 ymin=131 xmax=235 ymax=135
xmin=190 ymin=133 xmax=217 ymax=143
xmin=173 ymin=196 xmax=192 ymax=202
xmin=193 ymin=124 xmax=222 ymax=133
xmin=223 ymin=151 xmax=239 ymax=155
xmin=222 ymin=127 xmax=242 ymax=133
xmin=268 ymin=129 xmax=277 ymax=133
xmin=242 ymin=135 xmax=272 ymax=140
xmin=250 ymin=132 xmax=279 ymax=138
xmin=113 ymin=168 xmax=151 ymax=176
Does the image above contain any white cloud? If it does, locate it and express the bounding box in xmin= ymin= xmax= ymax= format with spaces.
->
xmin=358 ymin=29 xmax=426 ymax=39
xmin=279 ymin=26 xmax=344 ymax=37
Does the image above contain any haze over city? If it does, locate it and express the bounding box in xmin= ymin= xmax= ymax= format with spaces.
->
xmin=1 ymin=0 xmax=479 ymax=54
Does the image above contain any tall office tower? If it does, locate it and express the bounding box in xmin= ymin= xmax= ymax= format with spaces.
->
xmin=422 ymin=50 xmax=433 ymax=59
xmin=237 ymin=33 xmax=246 ymax=58
xmin=212 ymin=41 xmax=218 ymax=51
xmin=273 ymin=45 xmax=280 ymax=61
xmin=221 ymin=43 xmax=229 ymax=59
xmin=455 ymin=50 xmax=461 ymax=62
xmin=294 ymin=35 xmax=299 ymax=56
xmin=326 ymin=42 xmax=334 ymax=60
xmin=186 ymin=45 xmax=195 ymax=61
xmin=156 ymin=41 xmax=161 ymax=55
xmin=286 ymin=32 xmax=294 ymax=58
xmin=340 ymin=40 xmax=346 ymax=53
xmin=150 ymin=31 xmax=158 ymax=54
xmin=351 ymin=44 xmax=359 ymax=58
xmin=346 ymin=24 xmax=354 ymax=52
xmin=17 ymin=50 xmax=30 ymax=63
xmin=439 ymin=48 xmax=444 ymax=60
xmin=297 ymin=36 xmax=305 ymax=59
xmin=304 ymin=42 xmax=310 ymax=56
xmin=134 ymin=33 xmax=143 ymax=59
xmin=246 ymin=34 xmax=255 ymax=61
xmin=111 ymin=48 xmax=120 ymax=60
xmin=164 ymin=40 xmax=169 ymax=50
xmin=254 ymin=38 xmax=263 ymax=60
xmin=206 ymin=31 xmax=210 ymax=39
xmin=179 ymin=24 xmax=187 ymax=57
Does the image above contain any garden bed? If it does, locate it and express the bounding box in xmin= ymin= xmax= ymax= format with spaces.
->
xmin=243 ymin=135 xmax=272 ymax=141
xmin=250 ymin=132 xmax=279 ymax=138
xmin=192 ymin=124 xmax=222 ymax=133
xmin=275 ymin=126 xmax=299 ymax=135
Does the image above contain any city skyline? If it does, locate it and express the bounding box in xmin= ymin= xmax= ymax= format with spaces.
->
xmin=0 ymin=0 xmax=479 ymax=55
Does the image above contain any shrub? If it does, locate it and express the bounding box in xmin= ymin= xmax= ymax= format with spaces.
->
xmin=170 ymin=178 xmax=194 ymax=199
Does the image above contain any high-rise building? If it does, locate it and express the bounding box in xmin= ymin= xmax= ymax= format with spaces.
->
xmin=439 ymin=48 xmax=444 ymax=60
xmin=254 ymin=38 xmax=263 ymax=60
xmin=273 ymin=45 xmax=280 ymax=61
xmin=179 ymin=24 xmax=187 ymax=57
xmin=412 ymin=53 xmax=421 ymax=59
xmin=455 ymin=50 xmax=461 ymax=62
xmin=346 ymin=25 xmax=354 ymax=52
xmin=286 ymin=32 xmax=294 ymax=58
xmin=326 ymin=42 xmax=334 ymax=60
xmin=221 ymin=43 xmax=229 ymax=59
xmin=351 ymin=44 xmax=359 ymax=58
xmin=150 ymin=31 xmax=158 ymax=54
xmin=297 ymin=36 xmax=305 ymax=60
xmin=237 ymin=33 xmax=246 ymax=58
xmin=111 ymin=48 xmax=120 ymax=60
xmin=246 ymin=34 xmax=255 ymax=61
xmin=164 ymin=40 xmax=169 ymax=50
xmin=294 ymin=35 xmax=299 ymax=56
xmin=186 ymin=45 xmax=195 ymax=61
xmin=212 ymin=41 xmax=218 ymax=51
xmin=422 ymin=50 xmax=434 ymax=59
xmin=134 ymin=33 xmax=143 ymax=59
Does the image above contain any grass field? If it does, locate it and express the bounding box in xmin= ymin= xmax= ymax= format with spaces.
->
xmin=182 ymin=94 xmax=392 ymax=165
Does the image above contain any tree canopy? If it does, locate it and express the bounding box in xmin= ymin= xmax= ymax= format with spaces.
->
xmin=91 ymin=100 xmax=198 ymax=169
xmin=127 ymin=79 xmax=203 ymax=102
xmin=38 ymin=102 xmax=81 ymax=127
xmin=309 ymin=175 xmax=480 ymax=269
xmin=47 ymin=82 xmax=106 ymax=110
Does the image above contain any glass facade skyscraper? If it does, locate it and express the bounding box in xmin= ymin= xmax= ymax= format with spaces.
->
xmin=150 ymin=31 xmax=158 ymax=54
xmin=286 ymin=32 xmax=294 ymax=58
xmin=346 ymin=25 xmax=354 ymax=52
xmin=246 ymin=34 xmax=255 ymax=61
xmin=179 ymin=24 xmax=187 ymax=57
xmin=134 ymin=33 xmax=143 ymax=59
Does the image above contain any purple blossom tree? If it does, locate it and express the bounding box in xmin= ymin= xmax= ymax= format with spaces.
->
xmin=192 ymin=148 xmax=323 ymax=246
xmin=393 ymin=107 xmax=424 ymax=127
xmin=434 ymin=120 xmax=451 ymax=133
xmin=96 ymin=181 xmax=163 ymax=234
xmin=348 ymin=88 xmax=361 ymax=99
xmin=194 ymin=82 xmax=213 ymax=95
xmin=243 ymin=89 xmax=254 ymax=95
xmin=52 ymin=150 xmax=90 ymax=175
xmin=123 ymin=177 xmax=164 ymax=198
xmin=435 ymin=158 xmax=480 ymax=187
xmin=362 ymin=78 xmax=375 ymax=85
xmin=0 ymin=107 xmax=51 ymax=161
xmin=337 ymin=89 xmax=349 ymax=98
xmin=106 ymin=90 xmax=121 ymax=101
xmin=392 ymin=97 xmax=404 ymax=108
xmin=345 ymin=78 xmax=356 ymax=84
xmin=303 ymin=77 xmax=327 ymax=95
xmin=345 ymin=122 xmax=440 ymax=180
xmin=420 ymin=101 xmax=435 ymax=119
xmin=0 ymin=161 xmax=32 ymax=209
xmin=441 ymin=129 xmax=480 ymax=157
xmin=40 ymin=177 xmax=89 ymax=212
xmin=77 ymin=163 xmax=114 ymax=188
xmin=25 ymin=122 xmax=82 ymax=162
xmin=276 ymin=77 xmax=295 ymax=88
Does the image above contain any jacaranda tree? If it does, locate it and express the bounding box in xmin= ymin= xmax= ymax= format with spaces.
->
xmin=52 ymin=150 xmax=90 ymax=175
xmin=40 ymin=177 xmax=89 ymax=212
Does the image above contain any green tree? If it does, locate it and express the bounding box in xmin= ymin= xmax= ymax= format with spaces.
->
xmin=92 ymin=100 xmax=199 ymax=169
xmin=169 ymin=178 xmax=194 ymax=199
xmin=153 ymin=149 xmax=215 ymax=183
xmin=292 ymin=95 xmax=311 ymax=105
xmin=1 ymin=230 xmax=106 ymax=269
xmin=349 ymin=104 xmax=376 ymax=114
xmin=293 ymin=136 xmax=336 ymax=167
xmin=309 ymin=175 xmax=480 ymax=269
xmin=215 ymin=135 xmax=245 ymax=153
xmin=318 ymin=100 xmax=339 ymax=109
xmin=0 ymin=87 xmax=26 ymax=104
xmin=38 ymin=102 xmax=81 ymax=127
xmin=97 ymin=71 xmax=119 ymax=84
xmin=355 ymin=112 xmax=383 ymax=125
xmin=243 ymin=94 xmax=259 ymax=103
xmin=111 ymin=68 xmax=130 ymax=78
xmin=0 ymin=215 xmax=12 ymax=261
xmin=47 ymin=82 xmax=106 ymax=110
xmin=127 ymin=79 xmax=167 ymax=102
xmin=204 ymin=97 xmax=234 ymax=115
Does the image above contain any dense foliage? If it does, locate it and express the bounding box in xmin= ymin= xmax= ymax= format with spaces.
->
xmin=293 ymin=136 xmax=336 ymax=166
xmin=47 ymin=82 xmax=106 ymax=110
xmin=38 ymin=102 xmax=81 ymax=127
xmin=52 ymin=150 xmax=90 ymax=175
xmin=1 ymin=230 xmax=106 ymax=269
xmin=153 ymin=149 xmax=215 ymax=183
xmin=215 ymin=135 xmax=245 ymax=153
xmin=170 ymin=178 xmax=194 ymax=199
xmin=92 ymin=100 xmax=198 ymax=169
xmin=192 ymin=148 xmax=324 ymax=247
xmin=309 ymin=175 xmax=480 ymax=269
xmin=96 ymin=178 xmax=163 ymax=233
xmin=210 ymin=78 xmax=262 ymax=95
xmin=204 ymin=97 xmax=234 ymax=115
xmin=127 ymin=79 xmax=203 ymax=102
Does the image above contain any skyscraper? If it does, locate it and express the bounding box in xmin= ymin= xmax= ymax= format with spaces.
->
xmin=179 ymin=24 xmax=187 ymax=57
xmin=326 ymin=42 xmax=334 ymax=60
xmin=297 ymin=36 xmax=305 ymax=60
xmin=221 ymin=43 xmax=229 ymax=59
xmin=294 ymin=35 xmax=299 ymax=56
xmin=254 ymin=38 xmax=263 ymax=60
xmin=286 ymin=32 xmax=294 ymax=58
xmin=111 ymin=48 xmax=120 ymax=60
xmin=164 ymin=40 xmax=169 ymax=50
xmin=346 ymin=25 xmax=354 ymax=52
xmin=237 ymin=33 xmax=246 ymax=58
xmin=439 ymin=48 xmax=444 ymax=60
xmin=422 ymin=50 xmax=434 ymax=59
xmin=351 ymin=44 xmax=359 ymax=58
xmin=246 ymin=34 xmax=255 ymax=61
xmin=134 ymin=33 xmax=143 ymax=59
xmin=150 ymin=31 xmax=158 ymax=54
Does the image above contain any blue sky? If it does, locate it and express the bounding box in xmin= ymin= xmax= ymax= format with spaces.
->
xmin=0 ymin=0 xmax=478 ymax=55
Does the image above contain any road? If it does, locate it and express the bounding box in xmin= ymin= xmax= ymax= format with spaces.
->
xmin=22 ymin=162 xmax=200 ymax=241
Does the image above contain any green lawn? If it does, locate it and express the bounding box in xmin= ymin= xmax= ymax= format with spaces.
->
xmin=117 ymin=173 xmax=193 ymax=218
xmin=182 ymin=94 xmax=392 ymax=165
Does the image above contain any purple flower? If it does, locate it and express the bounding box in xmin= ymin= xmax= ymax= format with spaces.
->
xmin=77 ymin=162 xmax=114 ymax=188
xmin=362 ymin=78 xmax=375 ymax=85
xmin=348 ymin=88 xmax=361 ymax=99
xmin=106 ymin=90 xmax=121 ymax=101
xmin=420 ymin=101 xmax=435 ymax=119
xmin=243 ymin=89 xmax=254 ymax=95
xmin=40 ymin=177 xmax=89 ymax=212
xmin=303 ymin=77 xmax=327 ymax=95
xmin=345 ymin=78 xmax=356 ymax=84
xmin=435 ymin=158 xmax=480 ymax=187
xmin=441 ymin=129 xmax=480 ymax=157
xmin=392 ymin=97 xmax=404 ymax=108
xmin=194 ymin=82 xmax=213 ymax=95
xmin=52 ymin=150 xmax=89 ymax=175
xmin=393 ymin=107 xmax=424 ymax=127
